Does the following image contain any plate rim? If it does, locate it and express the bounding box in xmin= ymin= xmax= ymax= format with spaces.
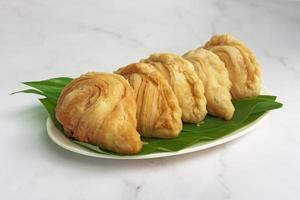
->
xmin=46 ymin=111 xmax=269 ymax=160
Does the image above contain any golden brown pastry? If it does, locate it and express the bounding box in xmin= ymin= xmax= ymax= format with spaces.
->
xmin=55 ymin=72 xmax=142 ymax=154
xmin=141 ymin=53 xmax=207 ymax=123
xmin=115 ymin=63 xmax=182 ymax=138
xmin=183 ymin=48 xmax=235 ymax=120
xmin=203 ymin=34 xmax=261 ymax=99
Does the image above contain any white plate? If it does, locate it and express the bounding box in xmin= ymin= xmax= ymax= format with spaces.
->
xmin=47 ymin=112 xmax=268 ymax=159
xmin=46 ymin=88 xmax=270 ymax=159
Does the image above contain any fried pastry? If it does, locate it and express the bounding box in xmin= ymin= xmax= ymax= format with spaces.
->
xmin=203 ymin=34 xmax=261 ymax=99
xmin=183 ymin=48 xmax=235 ymax=120
xmin=115 ymin=63 xmax=182 ymax=138
xmin=55 ymin=72 xmax=142 ymax=154
xmin=141 ymin=53 xmax=207 ymax=123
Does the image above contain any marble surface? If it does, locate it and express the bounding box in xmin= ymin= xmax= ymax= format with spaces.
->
xmin=1 ymin=0 xmax=299 ymax=199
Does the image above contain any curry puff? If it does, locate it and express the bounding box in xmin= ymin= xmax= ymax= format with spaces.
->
xmin=183 ymin=48 xmax=235 ymax=120
xmin=203 ymin=34 xmax=261 ymax=100
xmin=55 ymin=72 xmax=142 ymax=154
xmin=54 ymin=33 xmax=263 ymax=155
xmin=115 ymin=63 xmax=182 ymax=138
xmin=141 ymin=53 xmax=207 ymax=123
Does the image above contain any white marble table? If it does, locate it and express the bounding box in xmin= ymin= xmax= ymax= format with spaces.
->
xmin=1 ymin=0 xmax=299 ymax=199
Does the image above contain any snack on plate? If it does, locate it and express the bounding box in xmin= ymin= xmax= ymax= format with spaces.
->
xmin=203 ymin=34 xmax=261 ymax=99
xmin=183 ymin=48 xmax=234 ymax=120
xmin=115 ymin=63 xmax=182 ymax=138
xmin=55 ymin=72 xmax=142 ymax=154
xmin=141 ymin=53 xmax=207 ymax=123
xmin=19 ymin=33 xmax=271 ymax=155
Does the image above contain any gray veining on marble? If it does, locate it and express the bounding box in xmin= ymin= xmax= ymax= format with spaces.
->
xmin=1 ymin=0 xmax=300 ymax=199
